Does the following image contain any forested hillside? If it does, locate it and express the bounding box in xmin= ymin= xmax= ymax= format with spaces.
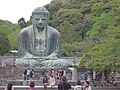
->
xmin=44 ymin=0 xmax=120 ymax=58
xmin=0 ymin=20 xmax=20 ymax=55
xmin=0 ymin=0 xmax=120 ymax=72
xmin=44 ymin=0 xmax=120 ymax=72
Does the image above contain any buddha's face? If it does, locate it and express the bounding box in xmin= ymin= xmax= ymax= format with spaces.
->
xmin=32 ymin=13 xmax=48 ymax=29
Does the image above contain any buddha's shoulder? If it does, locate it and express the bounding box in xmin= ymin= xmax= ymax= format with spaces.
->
xmin=48 ymin=26 xmax=60 ymax=34
xmin=19 ymin=25 xmax=32 ymax=33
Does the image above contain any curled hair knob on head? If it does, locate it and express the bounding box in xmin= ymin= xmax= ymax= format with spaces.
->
xmin=32 ymin=7 xmax=49 ymax=15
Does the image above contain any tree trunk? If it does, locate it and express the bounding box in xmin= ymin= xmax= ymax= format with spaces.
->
xmin=101 ymin=70 xmax=110 ymax=87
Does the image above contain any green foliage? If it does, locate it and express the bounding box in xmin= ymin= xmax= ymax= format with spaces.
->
xmin=0 ymin=33 xmax=11 ymax=55
xmin=61 ymin=41 xmax=92 ymax=57
xmin=45 ymin=0 xmax=64 ymax=20
xmin=0 ymin=21 xmax=20 ymax=55
xmin=54 ymin=8 xmax=83 ymax=24
xmin=0 ymin=24 xmax=13 ymax=35
xmin=79 ymin=26 xmax=120 ymax=72
xmin=45 ymin=0 xmax=120 ymax=72
xmin=46 ymin=0 xmax=120 ymax=65
xmin=81 ymin=40 xmax=120 ymax=72
xmin=91 ymin=2 xmax=104 ymax=17
xmin=87 ymin=13 xmax=114 ymax=39
xmin=7 ymin=28 xmax=20 ymax=49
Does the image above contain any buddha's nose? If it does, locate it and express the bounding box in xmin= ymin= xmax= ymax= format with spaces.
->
xmin=38 ymin=18 xmax=42 ymax=26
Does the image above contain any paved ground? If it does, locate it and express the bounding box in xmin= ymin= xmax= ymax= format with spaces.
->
xmin=0 ymin=86 xmax=120 ymax=90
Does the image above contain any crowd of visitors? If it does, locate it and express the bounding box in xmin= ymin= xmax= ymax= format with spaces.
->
xmin=23 ymin=68 xmax=34 ymax=80
xmin=4 ymin=68 xmax=93 ymax=90
xmin=4 ymin=79 xmax=92 ymax=90
xmin=42 ymin=69 xmax=68 ymax=89
xmin=47 ymin=69 xmax=67 ymax=80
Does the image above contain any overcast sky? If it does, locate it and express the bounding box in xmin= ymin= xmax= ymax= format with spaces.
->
xmin=0 ymin=0 xmax=52 ymax=24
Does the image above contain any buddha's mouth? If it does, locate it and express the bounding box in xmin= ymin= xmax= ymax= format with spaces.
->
xmin=37 ymin=25 xmax=43 ymax=27
xmin=39 ymin=23 xmax=42 ymax=26
xmin=37 ymin=24 xmax=44 ymax=28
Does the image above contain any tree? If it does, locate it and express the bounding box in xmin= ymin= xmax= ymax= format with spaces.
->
xmin=18 ymin=17 xmax=26 ymax=29
xmin=79 ymin=26 xmax=120 ymax=86
xmin=0 ymin=33 xmax=11 ymax=55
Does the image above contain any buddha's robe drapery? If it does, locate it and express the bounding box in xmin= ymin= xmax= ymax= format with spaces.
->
xmin=18 ymin=25 xmax=61 ymax=58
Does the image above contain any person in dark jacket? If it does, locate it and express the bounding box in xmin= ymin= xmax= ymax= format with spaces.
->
xmin=58 ymin=76 xmax=71 ymax=90
xmin=43 ymin=75 xmax=48 ymax=90
xmin=23 ymin=69 xmax=27 ymax=80
xmin=4 ymin=83 xmax=14 ymax=90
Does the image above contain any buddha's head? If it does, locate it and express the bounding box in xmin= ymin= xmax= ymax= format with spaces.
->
xmin=32 ymin=7 xmax=49 ymax=30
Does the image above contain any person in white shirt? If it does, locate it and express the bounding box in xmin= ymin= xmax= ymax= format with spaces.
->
xmin=27 ymin=68 xmax=30 ymax=80
xmin=49 ymin=75 xmax=55 ymax=88
xmin=74 ymin=80 xmax=83 ymax=90
xmin=63 ymin=69 xmax=67 ymax=76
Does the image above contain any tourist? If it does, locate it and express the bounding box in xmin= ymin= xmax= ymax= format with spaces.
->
xmin=59 ymin=69 xmax=63 ymax=80
xmin=27 ymin=68 xmax=30 ymax=80
xmin=30 ymin=69 xmax=34 ymax=80
xmin=55 ymin=72 xmax=60 ymax=85
xmin=4 ymin=83 xmax=14 ymax=90
xmin=63 ymin=69 xmax=67 ymax=76
xmin=23 ymin=69 xmax=27 ymax=80
xmin=56 ymin=71 xmax=60 ymax=80
xmin=58 ymin=76 xmax=71 ymax=90
xmin=29 ymin=81 xmax=36 ymax=90
xmin=83 ymin=81 xmax=92 ymax=90
xmin=49 ymin=75 xmax=56 ymax=88
xmin=43 ymin=75 xmax=49 ymax=90
xmin=74 ymin=80 xmax=83 ymax=90
xmin=47 ymin=70 xmax=52 ymax=78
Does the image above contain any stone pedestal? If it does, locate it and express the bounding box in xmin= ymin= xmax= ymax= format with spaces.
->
xmin=68 ymin=67 xmax=77 ymax=81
